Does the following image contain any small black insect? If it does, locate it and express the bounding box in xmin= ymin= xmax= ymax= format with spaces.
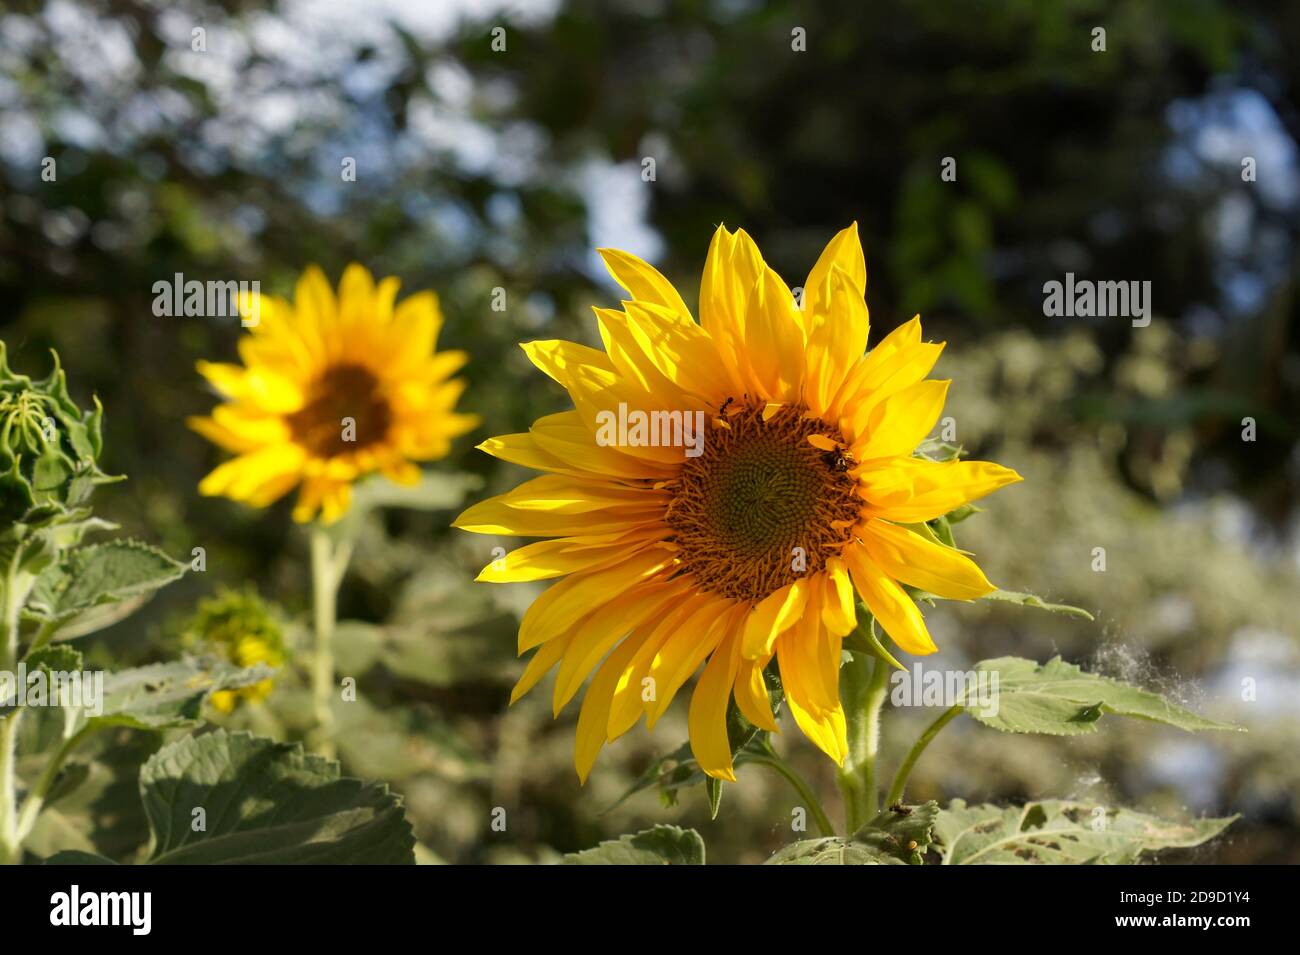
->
xmin=890 ymin=802 xmax=912 ymax=816
xmin=822 ymin=447 xmax=853 ymax=472
xmin=719 ymin=396 xmax=735 ymax=415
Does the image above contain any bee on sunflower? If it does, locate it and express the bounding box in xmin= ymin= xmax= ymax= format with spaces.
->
xmin=456 ymin=224 xmax=1021 ymax=783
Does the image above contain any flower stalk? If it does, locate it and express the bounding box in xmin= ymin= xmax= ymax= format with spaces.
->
xmin=836 ymin=634 xmax=893 ymax=832
xmin=886 ymin=704 xmax=963 ymax=807
xmin=0 ymin=558 xmax=27 ymax=866
xmin=749 ymin=742 xmax=837 ymax=839
xmin=309 ymin=526 xmax=352 ymax=760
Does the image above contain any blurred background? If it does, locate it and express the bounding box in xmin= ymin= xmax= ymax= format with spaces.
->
xmin=1 ymin=0 xmax=1297 ymax=863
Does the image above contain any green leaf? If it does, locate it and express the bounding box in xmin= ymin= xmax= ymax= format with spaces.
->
xmin=845 ymin=612 xmax=904 ymax=670
xmin=81 ymin=730 xmax=415 ymax=864
xmin=981 ymin=588 xmax=1093 ymax=620
xmin=856 ymin=800 xmax=940 ymax=864
xmin=915 ymin=437 xmax=964 ymax=461
xmin=704 ymin=776 xmax=723 ymax=820
xmin=962 ymin=656 xmax=1239 ymax=736
xmin=331 ymin=472 xmax=483 ymax=542
xmin=26 ymin=540 xmax=186 ymax=629
xmin=25 ymin=644 xmax=83 ymax=673
xmin=935 ymin=799 xmax=1237 ymax=864
xmin=45 ymin=850 xmax=118 ymax=864
xmin=352 ymin=471 xmax=482 ymax=512
xmin=564 ymin=825 xmax=705 ymax=865
xmin=81 ymin=657 xmax=274 ymax=732
xmin=766 ymin=838 xmax=905 ymax=865
xmin=603 ymin=669 xmax=784 ymax=813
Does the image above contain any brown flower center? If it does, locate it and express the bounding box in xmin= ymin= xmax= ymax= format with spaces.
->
xmin=287 ymin=364 xmax=391 ymax=458
xmin=664 ymin=404 xmax=861 ymax=603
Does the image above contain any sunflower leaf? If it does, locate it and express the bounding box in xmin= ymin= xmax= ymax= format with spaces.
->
xmin=705 ymin=775 xmax=723 ymax=819
xmin=980 ymin=588 xmax=1093 ymax=620
xmin=961 ymin=656 xmax=1240 ymax=736
xmin=845 ymin=611 xmax=904 ymax=670
xmin=602 ymin=670 xmax=784 ymax=814
xmin=935 ymin=799 xmax=1236 ymax=864
xmin=564 ymin=825 xmax=705 ymax=865
xmin=76 ymin=657 xmax=274 ymax=732
xmin=44 ymin=730 xmax=416 ymax=864
xmin=765 ymin=837 xmax=905 ymax=865
xmin=24 ymin=540 xmax=186 ymax=632
xmin=915 ymin=437 xmax=964 ymax=461
xmin=855 ymin=800 xmax=940 ymax=863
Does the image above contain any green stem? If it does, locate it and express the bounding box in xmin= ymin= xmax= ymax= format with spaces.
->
xmin=750 ymin=751 xmax=836 ymax=839
xmin=836 ymin=649 xmax=892 ymax=833
xmin=309 ymin=527 xmax=351 ymax=760
xmin=0 ymin=712 xmax=20 ymax=865
xmin=885 ymin=704 xmax=963 ymax=807
xmin=21 ymin=619 xmax=61 ymax=662
xmin=15 ymin=724 xmax=98 ymax=844
xmin=0 ymin=557 xmax=26 ymax=865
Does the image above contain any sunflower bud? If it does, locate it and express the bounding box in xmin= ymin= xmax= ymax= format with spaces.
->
xmin=181 ymin=586 xmax=286 ymax=712
xmin=0 ymin=342 xmax=117 ymax=525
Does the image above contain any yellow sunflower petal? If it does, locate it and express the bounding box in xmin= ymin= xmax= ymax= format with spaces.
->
xmin=574 ymin=626 xmax=654 ymax=782
xmin=777 ymin=630 xmax=847 ymax=764
xmin=687 ymin=631 xmax=743 ymax=781
xmin=644 ymin=599 xmax=734 ymax=727
xmin=733 ymin=653 xmax=780 ymax=732
xmin=845 ymin=544 xmax=937 ymax=655
xmin=475 ymin=533 xmax=665 ymax=583
xmin=741 ymin=578 xmax=810 ymax=659
xmin=597 ymin=247 xmax=693 ymax=322
xmin=852 ymin=379 xmax=950 ymax=461
xmin=197 ymin=443 xmax=306 ymax=503
xmin=607 ymin=590 xmax=705 ymax=737
xmin=804 ymin=266 xmax=870 ymax=416
xmin=860 ymin=458 xmax=1023 ymax=523
xmin=553 ymin=583 xmax=678 ymax=713
xmin=821 ymin=558 xmax=858 ymax=635
xmin=803 ymin=221 xmax=867 ymax=314
xmin=511 ymin=632 xmax=573 ymax=704
xmin=860 ymin=518 xmax=995 ymax=600
xmin=516 ymin=549 xmax=673 ymax=652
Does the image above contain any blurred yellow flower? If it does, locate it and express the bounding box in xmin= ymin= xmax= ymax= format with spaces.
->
xmin=456 ymin=224 xmax=1021 ymax=782
xmin=182 ymin=586 xmax=285 ymax=713
xmin=189 ymin=264 xmax=478 ymax=524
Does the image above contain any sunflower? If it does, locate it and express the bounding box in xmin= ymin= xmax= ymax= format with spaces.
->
xmin=455 ymin=224 xmax=1021 ymax=781
xmin=181 ymin=586 xmax=285 ymax=714
xmin=189 ymin=264 xmax=478 ymax=523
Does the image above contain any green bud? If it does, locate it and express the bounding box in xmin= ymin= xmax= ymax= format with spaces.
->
xmin=181 ymin=586 xmax=286 ymax=711
xmin=0 ymin=341 xmax=118 ymax=525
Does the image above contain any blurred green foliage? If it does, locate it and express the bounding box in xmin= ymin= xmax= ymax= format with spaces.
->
xmin=1 ymin=0 xmax=1298 ymax=862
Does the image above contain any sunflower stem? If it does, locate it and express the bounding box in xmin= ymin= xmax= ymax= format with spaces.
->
xmin=0 ymin=557 xmax=26 ymax=865
xmin=886 ymin=704 xmax=963 ymax=807
xmin=15 ymin=723 xmax=98 ymax=845
xmin=750 ymin=746 xmax=837 ymax=839
xmin=309 ymin=526 xmax=351 ymax=761
xmin=836 ymin=647 xmax=891 ymax=833
xmin=0 ymin=713 xmax=20 ymax=866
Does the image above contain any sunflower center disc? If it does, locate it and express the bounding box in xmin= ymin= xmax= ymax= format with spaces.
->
xmin=665 ymin=404 xmax=861 ymax=603
xmin=288 ymin=364 xmax=391 ymax=458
